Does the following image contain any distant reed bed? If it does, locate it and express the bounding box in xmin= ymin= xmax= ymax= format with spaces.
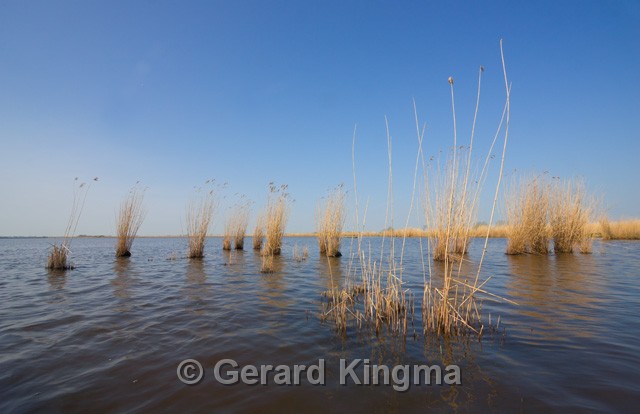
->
xmin=599 ymin=218 xmax=640 ymax=240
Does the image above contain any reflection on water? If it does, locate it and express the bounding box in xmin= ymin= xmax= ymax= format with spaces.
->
xmin=46 ymin=269 xmax=68 ymax=305
xmin=0 ymin=237 xmax=638 ymax=413
xmin=183 ymin=259 xmax=210 ymax=314
xmin=258 ymin=254 xmax=289 ymax=310
xmin=506 ymin=253 xmax=602 ymax=342
xmin=112 ymin=258 xmax=133 ymax=300
xmin=317 ymin=256 xmax=344 ymax=291
xmin=47 ymin=270 xmax=67 ymax=290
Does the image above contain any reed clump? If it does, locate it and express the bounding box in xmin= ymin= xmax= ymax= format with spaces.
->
xmin=47 ymin=177 xmax=95 ymax=270
xmin=549 ymin=178 xmax=593 ymax=253
xmin=186 ymin=183 xmax=216 ymax=259
xmin=115 ymin=184 xmax=146 ymax=257
xmin=222 ymin=225 xmax=232 ymax=251
xmin=316 ymin=185 xmax=346 ymax=257
xmin=233 ymin=201 xmax=250 ymax=250
xmin=430 ymin=159 xmax=475 ymax=262
xmin=47 ymin=244 xmax=70 ymax=270
xmin=505 ymin=175 xmax=550 ymax=255
xmin=262 ymin=183 xmax=290 ymax=256
xmin=223 ymin=198 xmax=251 ymax=251
xmin=253 ymin=212 xmax=265 ymax=250
xmin=321 ymin=255 xmax=414 ymax=337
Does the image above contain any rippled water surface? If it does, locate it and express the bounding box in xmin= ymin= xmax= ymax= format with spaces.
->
xmin=1 ymin=237 xmax=639 ymax=413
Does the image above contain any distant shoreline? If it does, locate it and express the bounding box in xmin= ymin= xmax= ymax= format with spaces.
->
xmin=2 ymin=219 xmax=639 ymax=240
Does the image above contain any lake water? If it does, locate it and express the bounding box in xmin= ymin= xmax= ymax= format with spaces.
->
xmin=1 ymin=237 xmax=638 ymax=413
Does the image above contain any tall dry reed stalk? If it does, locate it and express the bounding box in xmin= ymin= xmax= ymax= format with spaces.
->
xmin=321 ymin=41 xmax=515 ymax=339
xmin=426 ymin=70 xmax=485 ymax=263
xmin=321 ymin=118 xmax=415 ymax=337
xmin=262 ymin=183 xmax=290 ymax=256
xmin=115 ymin=184 xmax=146 ymax=257
xmin=47 ymin=177 xmax=96 ymax=270
xmin=316 ymin=185 xmax=346 ymax=257
xmin=423 ymin=41 xmax=514 ymax=337
xmin=505 ymin=175 xmax=550 ymax=255
xmin=186 ymin=183 xmax=216 ymax=258
xmin=549 ymin=178 xmax=593 ymax=253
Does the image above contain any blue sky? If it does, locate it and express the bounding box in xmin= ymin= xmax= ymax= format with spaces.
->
xmin=1 ymin=0 xmax=638 ymax=236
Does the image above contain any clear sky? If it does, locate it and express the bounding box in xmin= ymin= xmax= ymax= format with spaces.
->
xmin=1 ymin=0 xmax=639 ymax=236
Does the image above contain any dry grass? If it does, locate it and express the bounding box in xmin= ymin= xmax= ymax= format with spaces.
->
xmin=233 ymin=202 xmax=250 ymax=250
xmin=429 ymin=153 xmax=475 ymax=262
xmin=47 ymin=177 xmax=95 ymax=270
xmin=115 ymin=185 xmax=146 ymax=257
xmin=549 ymin=178 xmax=593 ymax=253
xmin=252 ymin=212 xmax=265 ymax=250
xmin=262 ymin=183 xmax=290 ymax=256
xmin=186 ymin=184 xmax=216 ymax=259
xmin=322 ymin=256 xmax=413 ymax=337
xmin=222 ymin=230 xmax=232 ymax=250
xmin=504 ymin=175 xmax=550 ymax=255
xmin=423 ymin=42 xmax=513 ymax=337
xmin=316 ymin=185 xmax=346 ymax=257
xmin=426 ymin=72 xmax=486 ymax=263
xmin=322 ymin=43 xmax=513 ymax=339
xmin=468 ymin=224 xmax=510 ymax=238
xmin=598 ymin=218 xmax=640 ymax=240
xmin=223 ymin=198 xmax=251 ymax=251
xmin=47 ymin=244 xmax=70 ymax=270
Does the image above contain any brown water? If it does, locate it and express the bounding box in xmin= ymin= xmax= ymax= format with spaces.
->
xmin=1 ymin=237 xmax=638 ymax=413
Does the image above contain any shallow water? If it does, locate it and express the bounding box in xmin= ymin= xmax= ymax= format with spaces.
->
xmin=1 ymin=237 xmax=638 ymax=413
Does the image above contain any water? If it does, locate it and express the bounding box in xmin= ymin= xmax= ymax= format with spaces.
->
xmin=1 ymin=237 xmax=638 ymax=413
